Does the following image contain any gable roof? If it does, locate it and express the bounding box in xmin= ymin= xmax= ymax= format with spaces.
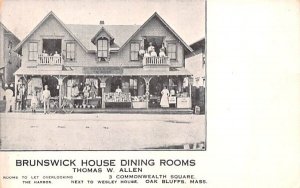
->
xmin=186 ymin=38 xmax=205 ymax=58
xmin=0 ymin=22 xmax=20 ymax=42
xmin=13 ymin=11 xmax=192 ymax=54
xmin=190 ymin=38 xmax=205 ymax=51
xmin=66 ymin=24 xmax=140 ymax=51
xmin=120 ymin=12 xmax=193 ymax=53
xmin=14 ymin=11 xmax=88 ymax=53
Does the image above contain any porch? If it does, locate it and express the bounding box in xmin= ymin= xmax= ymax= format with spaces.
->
xmin=15 ymin=107 xmax=193 ymax=114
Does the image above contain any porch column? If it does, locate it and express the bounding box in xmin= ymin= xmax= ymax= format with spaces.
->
xmin=189 ymin=76 xmax=192 ymax=108
xmin=142 ymin=76 xmax=152 ymax=109
xmin=54 ymin=76 xmax=66 ymax=108
xmin=14 ymin=75 xmax=20 ymax=110
xmin=58 ymin=77 xmax=63 ymax=108
xmin=99 ymin=77 xmax=108 ymax=109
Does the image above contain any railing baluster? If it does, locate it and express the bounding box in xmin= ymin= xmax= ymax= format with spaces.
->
xmin=143 ymin=56 xmax=169 ymax=66
xmin=37 ymin=54 xmax=62 ymax=65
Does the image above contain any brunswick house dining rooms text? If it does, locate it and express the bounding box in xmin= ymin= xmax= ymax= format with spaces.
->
xmin=14 ymin=11 xmax=194 ymax=112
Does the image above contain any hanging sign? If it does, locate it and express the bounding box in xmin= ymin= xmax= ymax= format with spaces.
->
xmin=100 ymin=83 xmax=106 ymax=88
xmin=83 ymin=67 xmax=123 ymax=75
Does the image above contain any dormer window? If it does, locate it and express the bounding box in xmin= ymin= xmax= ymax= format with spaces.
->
xmin=97 ymin=38 xmax=108 ymax=60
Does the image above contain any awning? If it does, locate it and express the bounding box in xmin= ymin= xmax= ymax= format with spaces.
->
xmin=14 ymin=66 xmax=192 ymax=77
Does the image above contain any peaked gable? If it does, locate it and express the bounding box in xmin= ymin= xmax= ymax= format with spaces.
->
xmin=67 ymin=24 xmax=140 ymax=51
xmin=120 ymin=12 xmax=193 ymax=53
xmin=14 ymin=11 xmax=88 ymax=53
xmin=0 ymin=22 xmax=20 ymax=42
xmin=91 ymin=27 xmax=114 ymax=44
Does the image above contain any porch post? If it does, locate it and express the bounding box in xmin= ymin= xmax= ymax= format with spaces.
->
xmin=143 ymin=76 xmax=152 ymax=109
xmin=58 ymin=76 xmax=63 ymax=108
xmin=99 ymin=77 xmax=108 ymax=109
xmin=189 ymin=76 xmax=192 ymax=108
xmin=14 ymin=75 xmax=19 ymax=110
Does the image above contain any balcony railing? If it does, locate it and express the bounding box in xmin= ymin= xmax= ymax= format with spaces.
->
xmin=143 ymin=56 xmax=170 ymax=66
xmin=38 ymin=55 xmax=63 ymax=65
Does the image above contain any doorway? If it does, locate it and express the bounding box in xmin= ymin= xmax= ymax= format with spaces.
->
xmin=42 ymin=39 xmax=62 ymax=55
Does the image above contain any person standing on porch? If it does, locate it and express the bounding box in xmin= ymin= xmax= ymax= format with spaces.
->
xmin=31 ymin=91 xmax=38 ymax=113
xmin=4 ymin=87 xmax=14 ymax=112
xmin=160 ymin=86 xmax=170 ymax=108
xmin=42 ymin=85 xmax=51 ymax=114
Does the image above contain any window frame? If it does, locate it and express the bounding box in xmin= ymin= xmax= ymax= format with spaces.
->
xmin=97 ymin=38 xmax=109 ymax=59
xmin=130 ymin=42 xmax=140 ymax=61
xmin=66 ymin=42 xmax=76 ymax=61
xmin=28 ymin=42 xmax=38 ymax=61
xmin=167 ymin=42 xmax=177 ymax=60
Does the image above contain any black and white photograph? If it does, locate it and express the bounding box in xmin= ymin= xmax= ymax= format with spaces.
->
xmin=1 ymin=0 xmax=300 ymax=188
xmin=0 ymin=0 xmax=206 ymax=150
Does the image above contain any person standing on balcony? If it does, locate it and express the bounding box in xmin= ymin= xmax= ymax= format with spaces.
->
xmin=42 ymin=85 xmax=51 ymax=114
xmin=42 ymin=50 xmax=48 ymax=56
xmin=144 ymin=50 xmax=150 ymax=58
xmin=148 ymin=42 xmax=155 ymax=53
xmin=115 ymin=85 xmax=122 ymax=93
xmin=160 ymin=86 xmax=170 ymax=108
xmin=150 ymin=50 xmax=157 ymax=57
xmin=159 ymin=48 xmax=166 ymax=57
xmin=42 ymin=50 xmax=48 ymax=64
xmin=53 ymin=51 xmax=60 ymax=64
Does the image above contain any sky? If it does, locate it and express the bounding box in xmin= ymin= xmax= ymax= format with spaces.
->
xmin=0 ymin=0 xmax=205 ymax=44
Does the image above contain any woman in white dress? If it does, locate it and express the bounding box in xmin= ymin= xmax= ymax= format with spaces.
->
xmin=160 ymin=86 xmax=170 ymax=108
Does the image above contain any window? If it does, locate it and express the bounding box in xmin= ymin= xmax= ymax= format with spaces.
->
xmin=130 ymin=42 xmax=140 ymax=61
xmin=66 ymin=43 xmax=75 ymax=61
xmin=167 ymin=43 xmax=177 ymax=60
xmin=29 ymin=42 xmax=38 ymax=60
xmin=129 ymin=78 xmax=138 ymax=96
xmin=97 ymin=39 xmax=108 ymax=58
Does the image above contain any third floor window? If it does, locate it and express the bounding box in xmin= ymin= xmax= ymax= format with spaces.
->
xmin=97 ymin=39 xmax=108 ymax=59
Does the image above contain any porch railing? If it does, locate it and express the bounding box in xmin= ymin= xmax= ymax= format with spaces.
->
xmin=143 ymin=56 xmax=170 ymax=66
xmin=38 ymin=55 xmax=63 ymax=65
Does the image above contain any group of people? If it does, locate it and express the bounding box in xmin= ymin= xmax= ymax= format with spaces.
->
xmin=29 ymin=85 xmax=51 ymax=114
xmin=139 ymin=42 xmax=166 ymax=58
xmin=42 ymin=50 xmax=60 ymax=57
xmin=41 ymin=50 xmax=61 ymax=64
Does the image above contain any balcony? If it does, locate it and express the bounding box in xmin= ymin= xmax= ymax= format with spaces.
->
xmin=143 ymin=56 xmax=170 ymax=67
xmin=37 ymin=54 xmax=64 ymax=71
xmin=38 ymin=54 xmax=63 ymax=65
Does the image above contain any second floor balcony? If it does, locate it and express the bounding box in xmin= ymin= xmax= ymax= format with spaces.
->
xmin=142 ymin=56 xmax=170 ymax=67
xmin=38 ymin=54 xmax=63 ymax=65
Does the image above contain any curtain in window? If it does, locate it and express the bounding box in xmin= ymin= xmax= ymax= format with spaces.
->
xmin=29 ymin=42 xmax=38 ymax=60
xmin=66 ymin=43 xmax=75 ymax=60
xmin=130 ymin=43 xmax=140 ymax=61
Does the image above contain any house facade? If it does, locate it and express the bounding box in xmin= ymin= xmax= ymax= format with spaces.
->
xmin=0 ymin=22 xmax=21 ymax=99
xmin=185 ymin=38 xmax=206 ymax=114
xmin=14 ymin=11 xmax=193 ymax=111
xmin=185 ymin=38 xmax=206 ymax=87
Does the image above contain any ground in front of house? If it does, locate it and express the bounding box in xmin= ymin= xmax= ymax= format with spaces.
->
xmin=0 ymin=113 xmax=205 ymax=150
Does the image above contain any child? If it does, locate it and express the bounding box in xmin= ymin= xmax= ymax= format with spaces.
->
xmin=31 ymin=91 xmax=38 ymax=113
